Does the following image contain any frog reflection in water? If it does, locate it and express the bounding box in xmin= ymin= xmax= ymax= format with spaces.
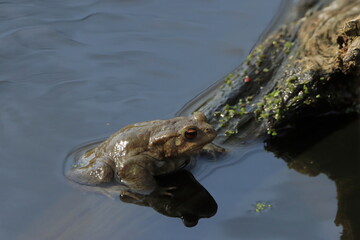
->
xmin=67 ymin=112 xmax=220 ymax=194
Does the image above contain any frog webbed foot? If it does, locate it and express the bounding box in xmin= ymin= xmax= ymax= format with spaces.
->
xmin=199 ymin=143 xmax=226 ymax=160
xmin=120 ymin=190 xmax=148 ymax=205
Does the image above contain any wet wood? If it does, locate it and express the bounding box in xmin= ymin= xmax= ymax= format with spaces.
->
xmin=178 ymin=0 xmax=360 ymax=141
xmin=178 ymin=1 xmax=360 ymax=239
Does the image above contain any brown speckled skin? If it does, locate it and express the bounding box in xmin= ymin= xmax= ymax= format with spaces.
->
xmin=67 ymin=112 xmax=216 ymax=193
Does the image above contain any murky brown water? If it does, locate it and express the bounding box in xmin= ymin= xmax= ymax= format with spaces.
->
xmin=0 ymin=0 xmax=348 ymax=239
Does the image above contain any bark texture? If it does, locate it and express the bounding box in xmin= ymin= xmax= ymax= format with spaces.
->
xmin=178 ymin=0 xmax=360 ymax=239
xmin=178 ymin=0 xmax=360 ymax=141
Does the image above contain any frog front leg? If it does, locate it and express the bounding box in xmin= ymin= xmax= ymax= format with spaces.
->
xmin=200 ymin=143 xmax=226 ymax=159
xmin=116 ymin=155 xmax=159 ymax=194
xmin=66 ymin=157 xmax=114 ymax=185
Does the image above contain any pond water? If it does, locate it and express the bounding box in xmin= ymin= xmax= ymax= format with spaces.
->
xmin=0 ymin=0 xmax=346 ymax=239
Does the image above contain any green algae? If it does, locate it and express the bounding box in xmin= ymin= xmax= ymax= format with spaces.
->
xmin=284 ymin=41 xmax=293 ymax=54
xmin=254 ymin=202 xmax=272 ymax=213
xmin=213 ymin=97 xmax=254 ymax=136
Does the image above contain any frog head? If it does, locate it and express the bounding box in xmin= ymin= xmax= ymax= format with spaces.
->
xmin=149 ymin=112 xmax=216 ymax=158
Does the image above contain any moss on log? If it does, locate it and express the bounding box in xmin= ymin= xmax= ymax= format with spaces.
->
xmin=177 ymin=1 xmax=360 ymax=239
xmin=178 ymin=0 xmax=360 ymax=141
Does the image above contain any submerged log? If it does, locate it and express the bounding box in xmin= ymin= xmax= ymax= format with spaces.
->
xmin=177 ymin=0 xmax=360 ymax=141
xmin=178 ymin=0 xmax=360 ymax=239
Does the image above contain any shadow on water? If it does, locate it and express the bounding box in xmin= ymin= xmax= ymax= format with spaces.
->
xmin=121 ymin=170 xmax=217 ymax=227
xmin=265 ymin=113 xmax=360 ymax=240
xmin=64 ymin=141 xmax=217 ymax=228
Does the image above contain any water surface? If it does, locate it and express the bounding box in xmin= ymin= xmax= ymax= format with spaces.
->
xmin=0 ymin=1 xmax=342 ymax=239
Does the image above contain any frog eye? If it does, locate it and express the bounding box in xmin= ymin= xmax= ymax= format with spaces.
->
xmin=184 ymin=128 xmax=197 ymax=140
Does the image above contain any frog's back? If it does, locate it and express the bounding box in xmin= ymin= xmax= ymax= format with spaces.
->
xmin=94 ymin=117 xmax=185 ymax=157
xmin=114 ymin=116 xmax=190 ymax=138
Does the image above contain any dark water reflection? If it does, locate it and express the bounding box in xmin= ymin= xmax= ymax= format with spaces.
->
xmin=266 ymin=115 xmax=360 ymax=240
xmin=0 ymin=0 xmax=346 ymax=239
xmin=121 ymin=170 xmax=218 ymax=228
xmin=64 ymin=143 xmax=217 ymax=228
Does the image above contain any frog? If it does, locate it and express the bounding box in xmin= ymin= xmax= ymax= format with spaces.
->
xmin=66 ymin=112 xmax=221 ymax=194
